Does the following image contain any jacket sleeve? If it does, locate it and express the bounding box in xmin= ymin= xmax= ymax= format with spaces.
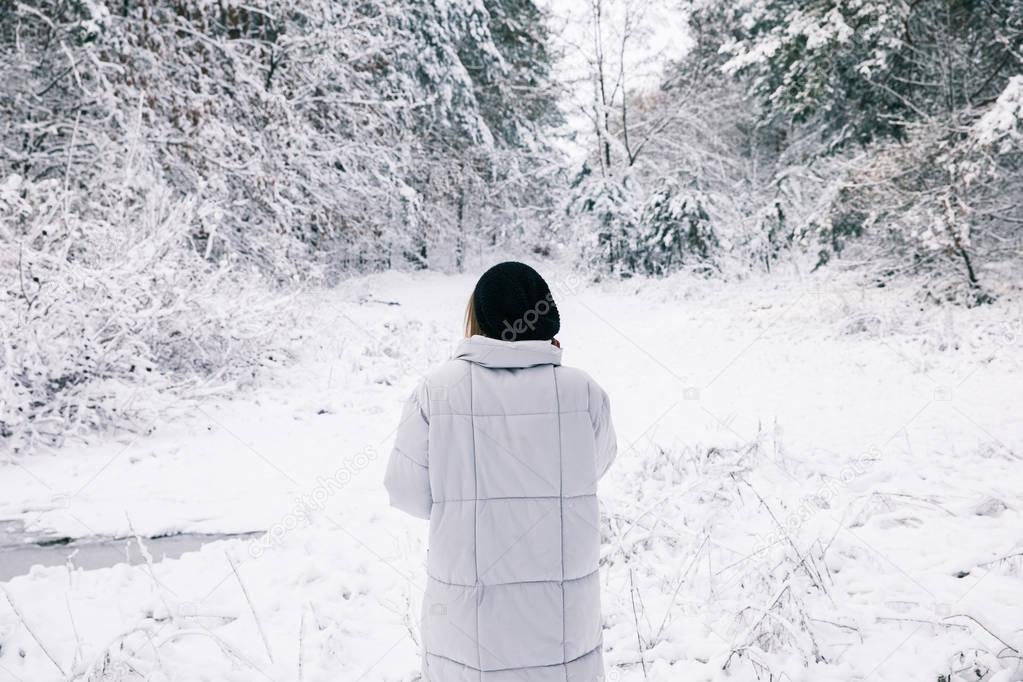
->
xmin=384 ymin=382 xmax=432 ymax=519
xmin=588 ymin=379 xmax=617 ymax=480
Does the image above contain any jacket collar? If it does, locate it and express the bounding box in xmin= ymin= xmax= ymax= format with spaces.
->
xmin=454 ymin=335 xmax=562 ymax=369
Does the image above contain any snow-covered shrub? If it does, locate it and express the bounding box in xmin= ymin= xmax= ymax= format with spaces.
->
xmin=0 ymin=172 xmax=287 ymax=452
xmin=600 ymin=432 xmax=837 ymax=677
xmin=974 ymin=75 xmax=1023 ymax=149
xmin=567 ymin=169 xmax=643 ymax=276
xmin=635 ymin=181 xmax=718 ymax=276
xmin=733 ymin=199 xmax=806 ymax=273
xmin=809 ymin=112 xmax=1020 ymax=304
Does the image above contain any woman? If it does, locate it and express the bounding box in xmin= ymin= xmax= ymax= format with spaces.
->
xmin=384 ymin=261 xmax=617 ymax=681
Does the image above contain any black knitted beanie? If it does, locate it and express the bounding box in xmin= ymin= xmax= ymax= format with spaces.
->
xmin=472 ymin=262 xmax=560 ymax=341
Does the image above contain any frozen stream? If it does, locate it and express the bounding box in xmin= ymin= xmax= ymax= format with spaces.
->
xmin=0 ymin=520 xmax=261 ymax=582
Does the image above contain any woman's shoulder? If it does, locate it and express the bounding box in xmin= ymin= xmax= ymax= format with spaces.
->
xmin=555 ymin=365 xmax=611 ymax=413
xmin=422 ymin=357 xmax=471 ymax=385
xmin=555 ymin=364 xmax=602 ymax=389
xmin=417 ymin=358 xmax=472 ymax=402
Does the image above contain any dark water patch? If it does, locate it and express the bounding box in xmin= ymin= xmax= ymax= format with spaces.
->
xmin=0 ymin=520 xmax=262 ymax=582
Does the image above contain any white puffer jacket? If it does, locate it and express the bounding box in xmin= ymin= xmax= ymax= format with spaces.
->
xmin=384 ymin=335 xmax=617 ymax=681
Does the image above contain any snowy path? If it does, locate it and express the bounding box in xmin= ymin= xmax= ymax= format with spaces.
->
xmin=1 ymin=269 xmax=1021 ymax=681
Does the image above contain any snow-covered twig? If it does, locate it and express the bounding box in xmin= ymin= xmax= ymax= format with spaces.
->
xmin=227 ymin=553 xmax=275 ymax=664
xmin=627 ymin=565 xmax=648 ymax=679
xmin=1 ymin=586 xmax=69 ymax=677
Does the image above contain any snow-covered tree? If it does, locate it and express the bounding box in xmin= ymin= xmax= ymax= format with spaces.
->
xmin=0 ymin=0 xmax=565 ymax=449
xmin=565 ymin=0 xmax=789 ymax=277
xmin=722 ymin=0 xmax=1023 ymax=298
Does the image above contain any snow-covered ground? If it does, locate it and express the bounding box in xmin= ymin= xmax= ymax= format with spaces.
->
xmin=1 ymin=267 xmax=1021 ymax=681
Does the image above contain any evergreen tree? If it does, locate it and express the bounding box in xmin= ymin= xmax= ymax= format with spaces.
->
xmin=721 ymin=0 xmax=1023 ymax=298
xmin=722 ymin=0 xmax=1023 ymax=147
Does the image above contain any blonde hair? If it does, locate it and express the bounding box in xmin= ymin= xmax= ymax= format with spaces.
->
xmin=464 ymin=295 xmax=483 ymax=338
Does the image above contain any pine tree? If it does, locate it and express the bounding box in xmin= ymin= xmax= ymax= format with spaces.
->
xmin=721 ymin=0 xmax=1023 ymax=298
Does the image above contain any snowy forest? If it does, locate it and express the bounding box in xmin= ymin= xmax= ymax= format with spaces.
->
xmin=3 ymin=0 xmax=1022 ymax=447
xmin=1 ymin=1 xmax=1023 ymax=681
